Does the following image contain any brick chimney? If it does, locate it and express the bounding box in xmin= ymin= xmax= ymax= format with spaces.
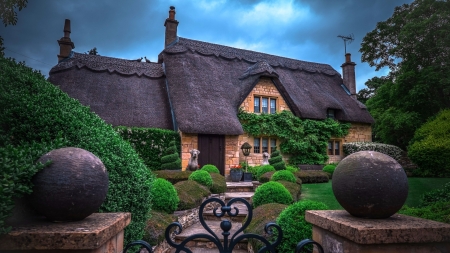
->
xmin=341 ymin=53 xmax=356 ymax=98
xmin=164 ymin=6 xmax=179 ymax=48
xmin=57 ymin=19 xmax=75 ymax=62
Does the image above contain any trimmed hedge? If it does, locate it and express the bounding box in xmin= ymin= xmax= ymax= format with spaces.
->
xmin=343 ymin=142 xmax=403 ymax=161
xmin=259 ymin=171 xmax=275 ymax=183
xmin=150 ymin=178 xmax=179 ymax=214
xmin=421 ymin=182 xmax=450 ymax=206
xmin=408 ymin=110 xmax=450 ymax=178
xmin=286 ymin=165 xmax=299 ymax=173
xmin=210 ymin=173 xmax=227 ymax=194
xmin=143 ymin=210 xmax=177 ymax=246
xmin=271 ymin=170 xmax=296 ymax=183
xmin=399 ymin=202 xmax=450 ymax=224
xmin=276 ymin=200 xmax=329 ymax=253
xmin=322 ymin=164 xmax=337 ymax=179
xmin=256 ymin=165 xmax=276 ymax=181
xmin=269 ymin=150 xmax=286 ymax=171
xmin=174 ymin=180 xmax=210 ymax=210
xmin=252 ymin=181 xmax=293 ymax=208
xmin=294 ymin=171 xmax=329 ymax=184
xmin=188 ymin=170 xmax=213 ymax=187
xmin=160 ymin=140 xmax=182 ymax=170
xmin=115 ymin=127 xmax=180 ymax=171
xmin=0 ymin=57 xmax=153 ymax=243
xmin=278 ymin=180 xmax=302 ymax=202
xmin=154 ymin=170 xmax=191 ymax=184
xmin=201 ymin=164 xmax=220 ymax=174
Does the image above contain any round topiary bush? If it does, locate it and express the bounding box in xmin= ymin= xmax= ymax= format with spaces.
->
xmin=277 ymin=180 xmax=302 ymax=202
xmin=160 ymin=140 xmax=181 ymax=170
xmin=150 ymin=178 xmax=179 ymax=214
xmin=174 ymin=180 xmax=210 ymax=210
xmin=276 ymin=200 xmax=329 ymax=253
xmin=252 ymin=181 xmax=293 ymax=208
xmin=188 ymin=170 xmax=213 ymax=188
xmin=259 ymin=171 xmax=275 ymax=183
xmin=201 ymin=164 xmax=220 ymax=174
xmin=256 ymin=165 xmax=276 ymax=181
xmin=286 ymin=165 xmax=299 ymax=173
xmin=271 ymin=170 xmax=296 ymax=183
xmin=210 ymin=173 xmax=227 ymax=194
xmin=269 ymin=150 xmax=286 ymax=171
xmin=322 ymin=164 xmax=337 ymax=178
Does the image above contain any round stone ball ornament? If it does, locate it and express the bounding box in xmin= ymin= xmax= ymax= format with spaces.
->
xmin=332 ymin=151 xmax=408 ymax=219
xmin=29 ymin=147 xmax=108 ymax=222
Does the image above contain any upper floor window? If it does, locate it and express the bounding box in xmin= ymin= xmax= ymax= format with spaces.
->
xmin=327 ymin=109 xmax=336 ymax=119
xmin=254 ymin=96 xmax=276 ymax=114
xmin=254 ymin=137 xmax=277 ymax=154
xmin=328 ymin=140 xmax=340 ymax=155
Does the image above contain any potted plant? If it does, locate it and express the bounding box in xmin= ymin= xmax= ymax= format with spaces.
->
xmin=230 ymin=165 xmax=243 ymax=182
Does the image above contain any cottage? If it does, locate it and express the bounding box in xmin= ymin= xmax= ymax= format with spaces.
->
xmin=49 ymin=7 xmax=373 ymax=176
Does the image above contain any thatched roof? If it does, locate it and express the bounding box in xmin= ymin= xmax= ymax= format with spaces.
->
xmin=49 ymin=53 xmax=173 ymax=129
xmin=161 ymin=37 xmax=374 ymax=135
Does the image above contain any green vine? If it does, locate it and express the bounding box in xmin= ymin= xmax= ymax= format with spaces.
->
xmin=238 ymin=109 xmax=350 ymax=165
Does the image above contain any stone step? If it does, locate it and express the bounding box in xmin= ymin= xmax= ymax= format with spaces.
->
xmin=174 ymin=220 xmax=248 ymax=251
xmin=202 ymin=202 xmax=249 ymax=222
xmin=225 ymin=192 xmax=254 ymax=202
xmin=226 ymin=182 xmax=255 ymax=192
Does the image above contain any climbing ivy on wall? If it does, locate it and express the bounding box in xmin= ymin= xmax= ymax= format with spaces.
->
xmin=238 ymin=109 xmax=350 ymax=165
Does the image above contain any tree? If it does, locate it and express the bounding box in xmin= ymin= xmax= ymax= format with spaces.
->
xmin=0 ymin=0 xmax=28 ymax=56
xmin=86 ymin=47 xmax=99 ymax=55
xmin=360 ymin=0 xmax=450 ymax=149
xmin=357 ymin=76 xmax=389 ymax=104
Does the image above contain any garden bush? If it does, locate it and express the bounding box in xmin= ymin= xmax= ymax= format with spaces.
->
xmin=150 ymin=178 xmax=179 ymax=214
xmin=174 ymin=180 xmax=210 ymax=210
xmin=271 ymin=170 xmax=296 ymax=183
xmin=278 ymin=180 xmax=302 ymax=202
xmin=154 ymin=170 xmax=191 ymax=184
xmin=322 ymin=164 xmax=337 ymax=179
xmin=210 ymin=173 xmax=227 ymax=194
xmin=276 ymin=200 xmax=329 ymax=253
xmin=259 ymin=171 xmax=275 ymax=183
xmin=399 ymin=201 xmax=450 ymax=224
xmin=160 ymin=140 xmax=181 ymax=170
xmin=421 ymin=182 xmax=450 ymax=206
xmin=256 ymin=165 xmax=276 ymax=181
xmin=294 ymin=171 xmax=329 ymax=183
xmin=116 ymin=127 xmax=180 ymax=171
xmin=343 ymin=142 xmax=403 ymax=161
xmin=188 ymin=170 xmax=213 ymax=187
xmin=143 ymin=210 xmax=176 ymax=246
xmin=247 ymin=165 xmax=259 ymax=180
xmin=244 ymin=203 xmax=288 ymax=252
xmin=286 ymin=165 xmax=299 ymax=173
xmin=408 ymin=110 xmax=450 ymax=177
xmin=252 ymin=181 xmax=293 ymax=208
xmin=201 ymin=164 xmax=220 ymax=174
xmin=269 ymin=150 xmax=286 ymax=171
xmin=0 ymin=57 xmax=153 ymax=242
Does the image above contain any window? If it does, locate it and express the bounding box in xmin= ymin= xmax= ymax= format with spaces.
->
xmin=327 ymin=109 xmax=335 ymax=119
xmin=328 ymin=140 xmax=340 ymax=155
xmin=254 ymin=96 xmax=276 ymax=114
xmin=254 ymin=137 xmax=277 ymax=154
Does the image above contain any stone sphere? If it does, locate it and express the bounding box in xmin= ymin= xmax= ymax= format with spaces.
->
xmin=332 ymin=151 xmax=408 ymax=219
xmin=29 ymin=147 xmax=108 ymax=221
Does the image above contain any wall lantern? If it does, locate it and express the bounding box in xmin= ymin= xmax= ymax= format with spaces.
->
xmin=240 ymin=142 xmax=252 ymax=175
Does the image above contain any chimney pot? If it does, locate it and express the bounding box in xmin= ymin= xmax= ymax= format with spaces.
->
xmin=57 ymin=19 xmax=75 ymax=62
xmin=63 ymin=19 xmax=71 ymax=38
xmin=345 ymin=53 xmax=351 ymax=63
xmin=169 ymin=6 xmax=176 ymax=20
xmin=164 ymin=6 xmax=179 ymax=48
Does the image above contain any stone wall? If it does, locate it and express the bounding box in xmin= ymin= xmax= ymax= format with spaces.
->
xmin=328 ymin=122 xmax=372 ymax=163
xmin=180 ymin=132 xmax=198 ymax=170
xmin=240 ymin=77 xmax=291 ymax=113
xmin=224 ymin=135 xmax=240 ymax=176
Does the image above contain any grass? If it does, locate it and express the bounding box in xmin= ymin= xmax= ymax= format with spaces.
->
xmin=300 ymin=178 xmax=450 ymax=209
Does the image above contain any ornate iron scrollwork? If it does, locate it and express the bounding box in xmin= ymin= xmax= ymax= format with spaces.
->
xmin=123 ymin=197 xmax=323 ymax=253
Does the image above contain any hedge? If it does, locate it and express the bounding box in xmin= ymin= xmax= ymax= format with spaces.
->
xmin=343 ymin=142 xmax=403 ymax=161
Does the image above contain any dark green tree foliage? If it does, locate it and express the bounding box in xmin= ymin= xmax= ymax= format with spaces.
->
xmin=238 ymin=110 xmax=350 ymax=165
xmin=0 ymin=57 xmax=153 ymax=243
xmin=357 ymin=76 xmax=387 ymax=105
xmin=408 ymin=110 xmax=450 ymax=177
xmin=0 ymin=0 xmax=28 ymax=56
xmin=160 ymin=140 xmax=181 ymax=170
xmin=86 ymin=47 xmax=99 ymax=55
xmin=116 ymin=127 xmax=180 ymax=171
xmin=360 ymin=0 xmax=450 ymax=149
xmin=268 ymin=150 xmax=286 ymax=170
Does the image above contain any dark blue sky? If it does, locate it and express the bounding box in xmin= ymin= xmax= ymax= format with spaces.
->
xmin=1 ymin=0 xmax=413 ymax=91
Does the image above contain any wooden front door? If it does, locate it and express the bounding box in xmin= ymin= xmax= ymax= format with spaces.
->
xmin=198 ymin=134 xmax=225 ymax=175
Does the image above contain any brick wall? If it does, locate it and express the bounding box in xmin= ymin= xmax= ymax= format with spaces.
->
xmin=224 ymin=136 xmax=240 ymax=176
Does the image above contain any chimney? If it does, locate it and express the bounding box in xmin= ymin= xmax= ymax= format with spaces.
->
xmin=57 ymin=19 xmax=75 ymax=62
xmin=341 ymin=53 xmax=356 ymax=98
xmin=164 ymin=6 xmax=179 ymax=48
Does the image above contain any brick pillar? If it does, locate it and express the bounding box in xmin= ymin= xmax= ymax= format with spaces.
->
xmin=341 ymin=53 xmax=356 ymax=98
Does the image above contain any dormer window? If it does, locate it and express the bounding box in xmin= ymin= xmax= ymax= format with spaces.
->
xmin=254 ymin=96 xmax=276 ymax=114
xmin=327 ymin=109 xmax=336 ymax=119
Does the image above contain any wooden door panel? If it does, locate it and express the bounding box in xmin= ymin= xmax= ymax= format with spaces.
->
xmin=198 ymin=134 xmax=225 ymax=175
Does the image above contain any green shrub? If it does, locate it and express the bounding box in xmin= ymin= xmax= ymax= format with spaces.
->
xmin=244 ymin=203 xmax=288 ymax=252
xmin=247 ymin=165 xmax=259 ymax=180
xmin=343 ymin=142 xmax=403 ymax=161
xmin=421 ymin=182 xmax=450 ymax=206
xmin=276 ymin=200 xmax=329 ymax=253
xmin=286 ymin=165 xmax=299 ymax=173
xmin=188 ymin=170 xmax=213 ymax=187
xmin=144 ymin=210 xmax=177 ymax=246
xmin=269 ymin=150 xmax=286 ymax=171
xmin=210 ymin=173 xmax=227 ymax=194
xmin=399 ymin=201 xmax=450 ymax=224
xmin=259 ymin=171 xmax=275 ymax=183
xmin=294 ymin=171 xmax=329 ymax=183
xmin=256 ymin=165 xmax=276 ymax=181
xmin=115 ymin=127 xmax=180 ymax=171
xmin=160 ymin=140 xmax=181 ymax=170
xmin=278 ymin=180 xmax=302 ymax=202
xmin=408 ymin=110 xmax=450 ymax=177
xmin=174 ymin=180 xmax=210 ymax=210
xmin=150 ymin=178 xmax=179 ymax=214
xmin=154 ymin=170 xmax=191 ymax=184
xmin=322 ymin=164 xmax=337 ymax=179
xmin=0 ymin=57 xmax=153 ymax=242
xmin=271 ymin=170 xmax=296 ymax=183
xmin=252 ymin=181 xmax=293 ymax=208
xmin=201 ymin=164 xmax=220 ymax=174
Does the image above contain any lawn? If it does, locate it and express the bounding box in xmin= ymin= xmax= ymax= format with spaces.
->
xmin=300 ymin=178 xmax=450 ymax=209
